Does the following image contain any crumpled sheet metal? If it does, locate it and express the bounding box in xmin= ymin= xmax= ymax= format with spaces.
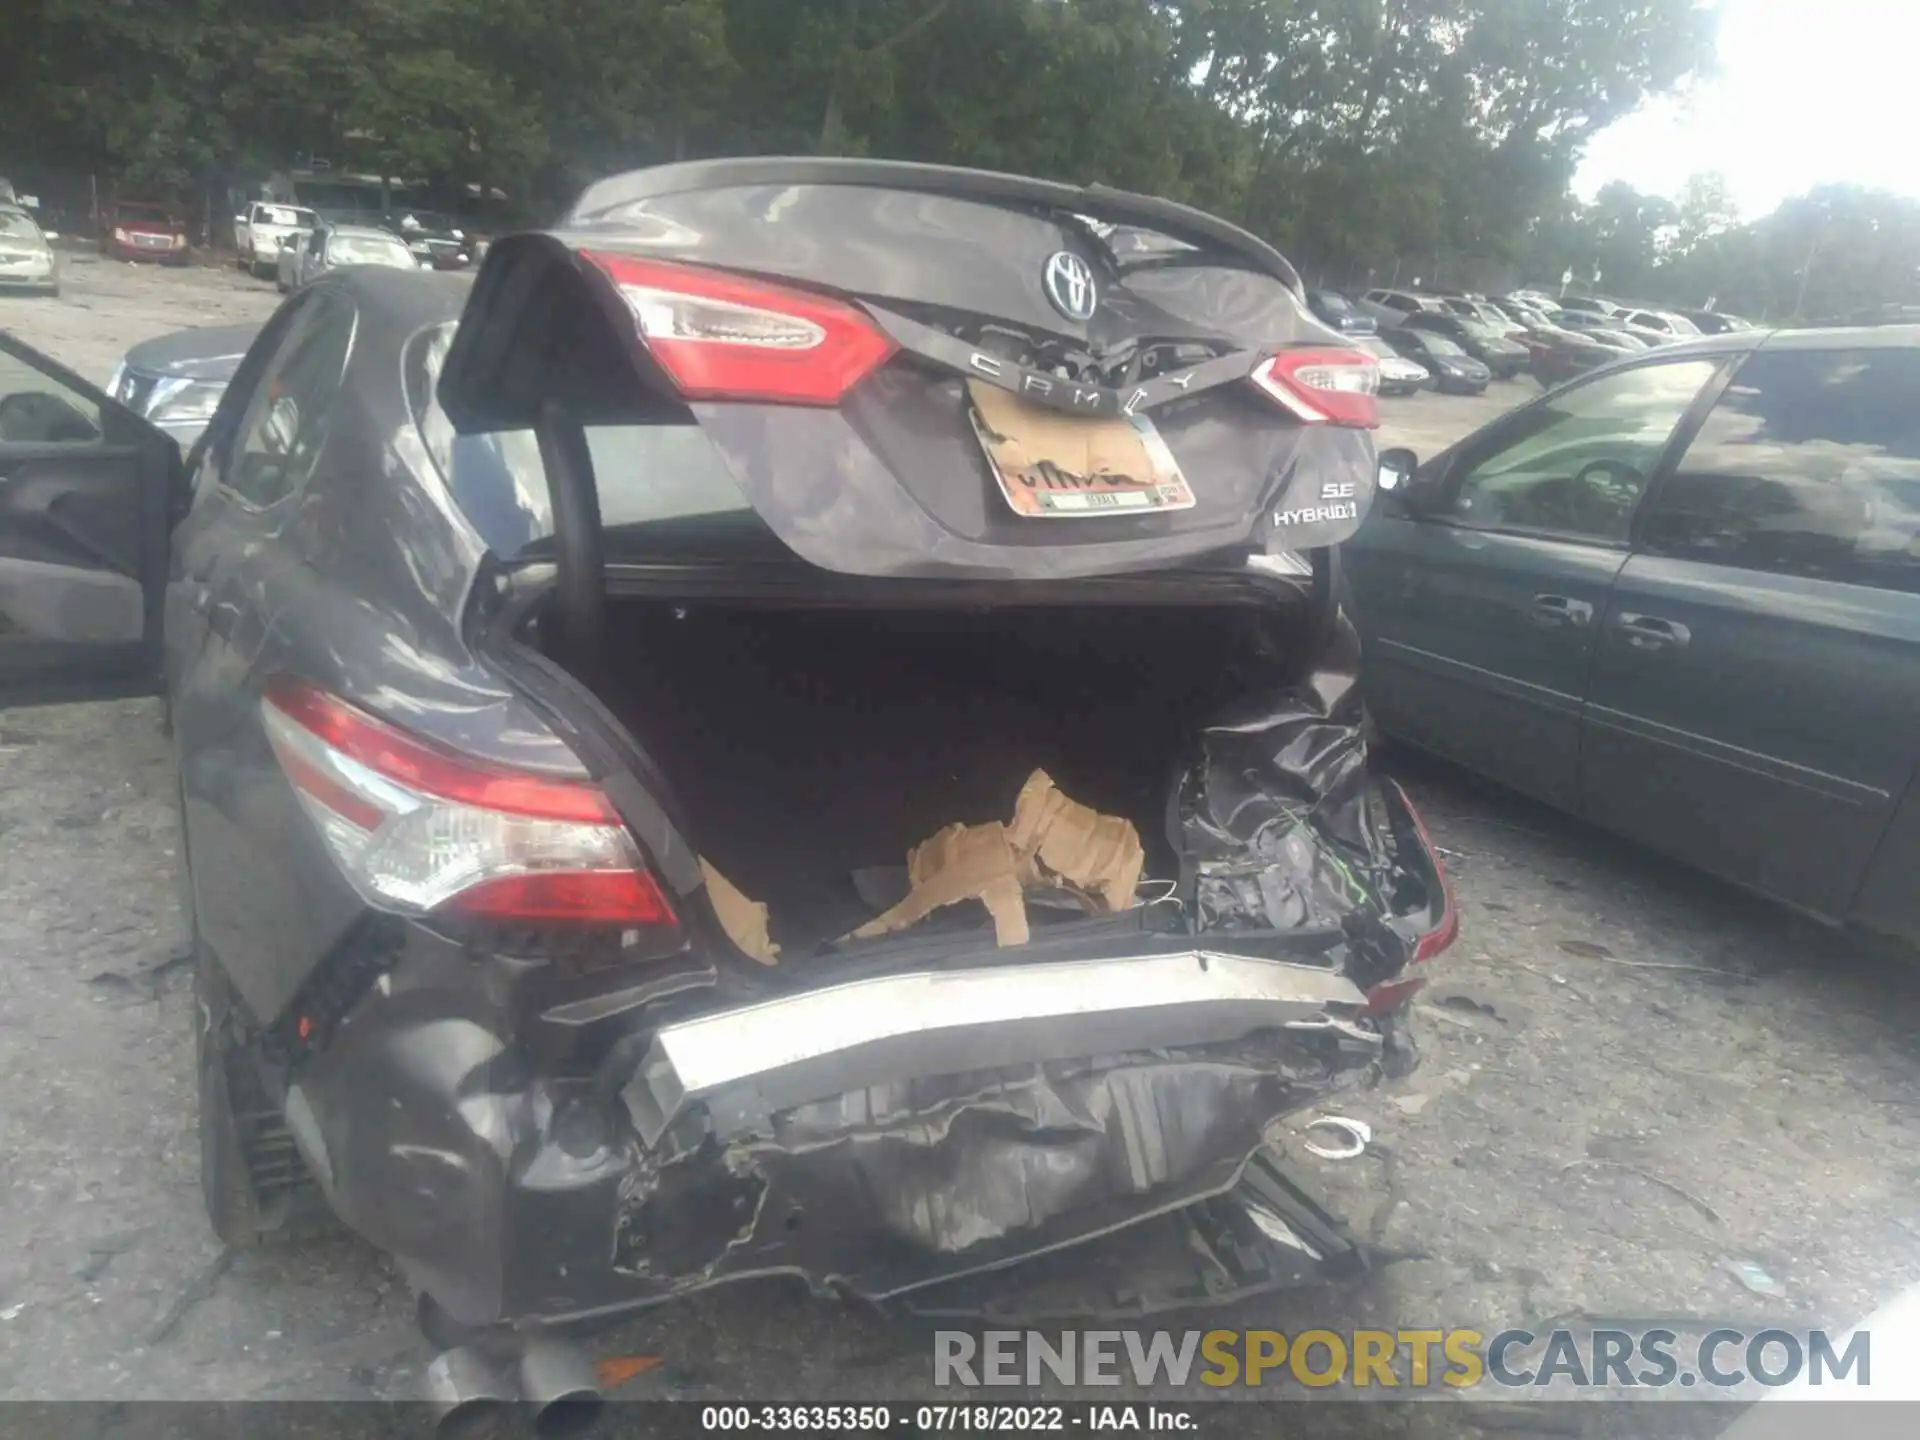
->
xmin=1180 ymin=614 xmax=1403 ymax=942
xmin=616 ymin=1037 xmax=1351 ymax=1301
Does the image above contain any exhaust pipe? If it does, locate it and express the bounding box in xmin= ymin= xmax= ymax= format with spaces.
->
xmin=425 ymin=1344 xmax=516 ymax=1440
xmin=517 ymin=1338 xmax=605 ymax=1439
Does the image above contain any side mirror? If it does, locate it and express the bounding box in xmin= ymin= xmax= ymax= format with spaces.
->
xmin=234 ymin=214 xmax=246 ymax=225
xmin=1376 ymin=447 xmax=1418 ymax=494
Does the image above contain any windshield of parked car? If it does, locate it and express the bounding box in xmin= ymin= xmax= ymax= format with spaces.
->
xmin=0 ymin=210 xmax=44 ymax=241
xmin=327 ymin=234 xmax=416 ymax=268
xmin=1315 ymin=291 xmax=1357 ymax=316
xmin=1355 ymin=336 xmax=1400 ymax=360
xmin=1417 ymin=335 xmax=1466 ymax=357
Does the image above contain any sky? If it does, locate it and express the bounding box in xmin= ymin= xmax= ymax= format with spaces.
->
xmin=1574 ymin=0 xmax=1917 ymax=221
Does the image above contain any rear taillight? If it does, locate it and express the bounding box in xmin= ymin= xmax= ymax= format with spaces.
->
xmin=1252 ymin=348 xmax=1382 ymax=428
xmin=260 ymin=679 xmax=673 ymax=927
xmin=581 ymin=251 xmax=896 ymax=406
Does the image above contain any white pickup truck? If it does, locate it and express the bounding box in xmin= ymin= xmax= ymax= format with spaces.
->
xmin=233 ymin=200 xmax=317 ymax=278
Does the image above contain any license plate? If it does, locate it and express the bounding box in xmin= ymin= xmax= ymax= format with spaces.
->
xmin=967 ymin=382 xmax=1196 ymax=519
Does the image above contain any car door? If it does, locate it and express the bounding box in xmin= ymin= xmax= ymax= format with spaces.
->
xmin=0 ymin=333 xmax=174 ymax=707
xmin=166 ymin=288 xmax=363 ymax=1020
xmin=1345 ymin=355 xmax=1725 ymax=807
xmin=1581 ymin=341 xmax=1920 ymax=922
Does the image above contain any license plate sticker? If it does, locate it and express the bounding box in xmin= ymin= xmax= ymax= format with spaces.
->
xmin=967 ymin=382 xmax=1196 ymax=519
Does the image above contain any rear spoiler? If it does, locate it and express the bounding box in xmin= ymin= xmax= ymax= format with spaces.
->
xmin=563 ymin=157 xmax=1305 ymax=298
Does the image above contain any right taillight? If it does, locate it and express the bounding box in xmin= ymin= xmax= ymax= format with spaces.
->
xmin=1252 ymin=347 xmax=1382 ymax=428
xmin=1363 ymin=785 xmax=1457 ymax=1014
xmin=1396 ymin=784 xmax=1457 ymax=963
xmin=260 ymin=679 xmax=674 ymax=927
xmin=580 ymin=251 xmax=897 ymax=406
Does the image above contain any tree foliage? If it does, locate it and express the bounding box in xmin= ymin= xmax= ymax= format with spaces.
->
xmin=3 ymin=0 xmax=1731 ymax=282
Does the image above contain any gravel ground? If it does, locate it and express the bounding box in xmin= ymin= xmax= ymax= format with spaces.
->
xmin=2 ymin=259 xmax=1916 ymax=1423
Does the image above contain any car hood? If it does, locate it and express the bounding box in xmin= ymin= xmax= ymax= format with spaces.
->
xmin=123 ymin=322 xmax=259 ymax=380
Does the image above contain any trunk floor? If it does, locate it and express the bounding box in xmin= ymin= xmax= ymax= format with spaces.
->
xmin=589 ymin=607 xmax=1255 ymax=955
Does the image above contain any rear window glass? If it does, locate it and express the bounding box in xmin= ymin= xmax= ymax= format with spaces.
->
xmin=405 ymin=322 xmax=755 ymax=560
xmin=329 ymin=234 xmax=415 ymax=267
xmin=254 ymin=205 xmax=313 ymax=227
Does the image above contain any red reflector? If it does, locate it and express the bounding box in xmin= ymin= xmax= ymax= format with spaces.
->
xmin=581 ymin=251 xmax=897 ymax=406
xmin=1364 ymin=974 xmax=1428 ymax=1015
xmin=1252 ymin=347 xmax=1381 ymax=428
xmin=446 ymin=870 xmax=675 ymax=925
xmin=1391 ymin=781 xmax=1458 ymax=963
xmin=263 ymin=679 xmax=617 ymax=825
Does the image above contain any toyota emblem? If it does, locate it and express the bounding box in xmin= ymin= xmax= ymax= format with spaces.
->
xmin=1043 ymin=251 xmax=1097 ymax=322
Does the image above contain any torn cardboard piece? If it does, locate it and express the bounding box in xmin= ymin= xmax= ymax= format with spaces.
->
xmin=701 ymin=859 xmax=780 ymax=965
xmin=848 ymin=769 xmax=1146 ymax=949
xmin=1007 ymin=769 xmax=1146 ymax=912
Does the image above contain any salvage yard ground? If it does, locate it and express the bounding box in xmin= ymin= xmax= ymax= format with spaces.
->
xmin=2 ymin=257 xmax=1918 ymax=1428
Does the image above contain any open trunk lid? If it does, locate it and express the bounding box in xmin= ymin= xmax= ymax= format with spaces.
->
xmin=436 ymin=158 xmax=1381 ymax=582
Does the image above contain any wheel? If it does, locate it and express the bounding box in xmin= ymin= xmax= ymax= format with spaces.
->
xmin=195 ymin=943 xmax=337 ymax=1247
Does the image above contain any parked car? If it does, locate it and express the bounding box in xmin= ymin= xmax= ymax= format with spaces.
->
xmin=1610 ymin=308 xmax=1701 ymax=345
xmin=1401 ymin=310 xmax=1529 ymax=378
xmin=0 ymin=204 xmax=59 ymax=296
xmin=380 ymin=209 xmax=475 ymax=269
xmin=1358 ymin=286 xmax=1445 ymax=327
xmin=1306 ymin=288 xmax=1377 ymax=334
xmin=1348 ymin=324 xmax=1920 ymax=948
xmin=235 ymin=201 xmax=318 ymax=278
xmin=1557 ymin=294 xmax=1619 ymax=317
xmin=105 ymin=323 xmax=257 ymax=448
xmin=1356 ymin=333 xmax=1430 ymax=393
xmin=1384 ymin=327 xmax=1491 ymax=393
xmin=0 ymin=159 xmax=1454 ymax=1408
xmin=276 ymin=221 xmax=422 ymax=291
xmin=1675 ymin=307 xmax=1753 ymax=335
xmin=102 ymin=200 xmax=190 ymax=264
xmin=1505 ymin=320 xmax=1622 ymax=388
xmin=1544 ymin=309 xmax=1652 ymax=351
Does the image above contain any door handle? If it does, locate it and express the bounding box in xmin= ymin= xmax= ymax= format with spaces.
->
xmin=1616 ymin=612 xmax=1690 ymax=651
xmin=1528 ymin=593 xmax=1594 ymax=629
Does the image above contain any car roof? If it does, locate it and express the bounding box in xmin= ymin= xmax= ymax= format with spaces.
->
xmin=328 ymin=223 xmax=409 ymax=240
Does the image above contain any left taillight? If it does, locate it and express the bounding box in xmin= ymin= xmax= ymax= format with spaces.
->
xmin=260 ymin=679 xmax=674 ymax=927
xmin=580 ymin=251 xmax=897 ymax=406
xmin=1252 ymin=347 xmax=1382 ymax=428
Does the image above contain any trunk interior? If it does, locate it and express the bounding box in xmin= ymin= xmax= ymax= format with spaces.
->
xmin=566 ymin=597 xmax=1315 ymax=956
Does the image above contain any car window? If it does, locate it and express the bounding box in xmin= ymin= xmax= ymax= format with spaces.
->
xmin=404 ymin=322 xmax=757 ymax=560
xmin=1641 ymin=348 xmax=1920 ymax=592
xmin=1441 ymin=359 xmax=1719 ymax=545
xmin=0 ymin=348 xmax=103 ymax=446
xmin=1418 ymin=335 xmax=1465 ymax=357
xmin=221 ymin=293 xmax=355 ymax=509
xmin=253 ymin=204 xmax=312 ymax=227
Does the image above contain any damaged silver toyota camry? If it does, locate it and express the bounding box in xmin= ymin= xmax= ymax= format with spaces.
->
xmin=0 ymin=158 xmax=1455 ymax=1411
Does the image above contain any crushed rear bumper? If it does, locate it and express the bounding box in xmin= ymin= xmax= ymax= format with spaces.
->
xmin=287 ymin=941 xmax=1390 ymax=1329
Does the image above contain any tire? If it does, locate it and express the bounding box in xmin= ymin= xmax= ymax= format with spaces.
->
xmin=195 ymin=944 xmax=337 ymax=1247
